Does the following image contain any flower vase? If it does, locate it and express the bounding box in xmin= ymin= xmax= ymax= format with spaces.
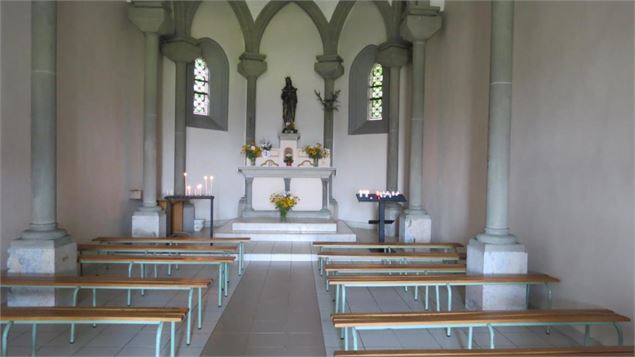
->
xmin=312 ymin=158 xmax=319 ymax=167
xmin=250 ymin=158 xmax=256 ymax=166
xmin=279 ymin=209 xmax=288 ymax=222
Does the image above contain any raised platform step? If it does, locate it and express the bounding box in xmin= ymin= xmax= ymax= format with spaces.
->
xmin=232 ymin=218 xmax=337 ymax=233
xmin=216 ymin=219 xmax=356 ymax=242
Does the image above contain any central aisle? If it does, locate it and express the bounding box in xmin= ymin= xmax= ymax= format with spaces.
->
xmin=200 ymin=261 xmax=326 ymax=356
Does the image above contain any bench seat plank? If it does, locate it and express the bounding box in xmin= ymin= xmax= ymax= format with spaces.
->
xmin=79 ymin=254 xmax=235 ymax=264
xmin=333 ymin=346 xmax=635 ymax=356
xmin=325 ymin=263 xmax=466 ymax=273
xmin=313 ymin=242 xmax=464 ymax=249
xmin=78 ymin=244 xmax=238 ymax=253
xmin=319 ymin=252 xmax=463 ymax=259
xmin=94 ymin=236 xmax=250 ymax=242
xmin=328 ymin=273 xmax=559 ymax=285
xmin=1 ymin=275 xmax=211 ymax=288
xmin=0 ymin=306 xmax=187 ymax=322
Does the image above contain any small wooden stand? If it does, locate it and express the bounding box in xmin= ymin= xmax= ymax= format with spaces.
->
xmin=164 ymin=195 xmax=215 ymax=237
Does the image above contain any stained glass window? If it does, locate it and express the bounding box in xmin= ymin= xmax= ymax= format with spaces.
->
xmin=368 ymin=63 xmax=383 ymax=121
xmin=193 ymin=57 xmax=210 ymax=116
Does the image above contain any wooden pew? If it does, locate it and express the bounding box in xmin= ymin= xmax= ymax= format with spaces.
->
xmin=93 ymin=237 xmax=250 ymax=274
xmin=331 ymin=309 xmax=630 ymax=351
xmin=79 ymin=255 xmax=234 ymax=306
xmin=0 ymin=275 xmax=211 ymax=345
xmin=328 ymin=273 xmax=559 ymax=313
xmin=0 ymin=306 xmax=187 ymax=357
xmin=317 ymin=251 xmax=465 ymax=276
xmin=333 ymin=346 xmax=635 ymax=356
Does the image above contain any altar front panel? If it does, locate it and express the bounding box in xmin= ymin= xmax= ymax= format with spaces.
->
xmin=252 ymin=177 xmax=322 ymax=211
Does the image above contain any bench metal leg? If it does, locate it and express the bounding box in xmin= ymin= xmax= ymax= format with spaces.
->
xmin=155 ymin=322 xmax=164 ymax=357
xmin=446 ymin=285 xmax=452 ymax=336
xmin=92 ymin=289 xmax=98 ymax=327
xmin=239 ymin=243 xmax=244 ymax=276
xmin=488 ymin=324 xmax=495 ymax=349
xmin=186 ymin=288 xmax=193 ymax=345
xmin=335 ymin=285 xmax=340 ymax=313
xmin=70 ymin=287 xmax=80 ymax=342
xmin=2 ymin=321 xmax=13 ymax=357
xmin=217 ymin=264 xmax=223 ymax=307
xmin=170 ymin=322 xmax=176 ymax=357
xmin=198 ymin=288 xmax=203 ymax=329
xmin=128 ymin=263 xmax=133 ymax=305
xmin=584 ymin=324 xmax=590 ymax=346
xmin=325 ymin=271 xmax=329 ymax=291
xmin=435 ymin=285 xmax=440 ymax=312
xmin=341 ymin=286 xmax=347 ymax=313
xmin=154 ymin=264 xmax=158 ymax=278
xmin=614 ymin=322 xmax=624 ymax=345
xmin=140 ymin=263 xmax=146 ymax=296
xmin=168 ymin=264 xmax=172 ymax=276
xmin=468 ymin=326 xmax=473 ymax=349
xmin=425 ymin=286 xmax=430 ymax=310
xmin=224 ymin=263 xmax=229 ymax=297
xmin=344 ymin=328 xmax=349 ymax=351
xmin=31 ymin=323 xmax=37 ymax=357
xmin=545 ymin=283 xmax=553 ymax=334
xmin=352 ymin=327 xmax=359 ymax=351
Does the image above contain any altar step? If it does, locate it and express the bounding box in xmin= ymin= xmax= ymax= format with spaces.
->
xmin=215 ymin=219 xmax=356 ymax=242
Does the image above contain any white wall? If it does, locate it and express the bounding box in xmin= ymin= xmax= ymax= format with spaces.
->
xmin=510 ymin=0 xmax=634 ymax=343
xmin=0 ymin=1 xmax=31 ymax=267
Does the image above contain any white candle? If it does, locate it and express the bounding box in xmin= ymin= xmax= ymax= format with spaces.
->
xmin=197 ymin=184 xmax=203 ymax=196
xmin=210 ymin=176 xmax=214 ymax=195
xmin=204 ymin=176 xmax=208 ymax=195
xmin=186 ymin=185 xmax=191 ymax=196
xmin=183 ymin=172 xmax=188 ymax=192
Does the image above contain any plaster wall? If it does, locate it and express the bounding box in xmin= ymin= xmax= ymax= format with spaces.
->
xmin=509 ymin=0 xmax=634 ymax=343
xmin=0 ymin=1 xmax=31 ymax=266
xmin=419 ymin=0 xmax=490 ymax=242
xmin=56 ymin=1 xmax=144 ymax=242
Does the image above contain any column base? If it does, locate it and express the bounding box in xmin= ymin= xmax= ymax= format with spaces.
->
xmin=7 ymin=235 xmax=77 ymax=306
xmin=399 ymin=209 xmax=431 ymax=243
xmin=466 ymin=238 xmax=528 ymax=310
xmin=132 ymin=209 xmax=166 ymax=237
xmin=384 ymin=203 xmax=402 ymax=238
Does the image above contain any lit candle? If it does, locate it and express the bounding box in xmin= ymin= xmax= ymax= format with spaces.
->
xmin=210 ymin=176 xmax=214 ymax=195
xmin=204 ymin=176 xmax=208 ymax=195
xmin=197 ymin=184 xmax=203 ymax=196
xmin=183 ymin=172 xmax=188 ymax=192
xmin=186 ymin=185 xmax=191 ymax=196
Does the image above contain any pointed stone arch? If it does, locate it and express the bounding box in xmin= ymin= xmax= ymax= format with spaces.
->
xmin=253 ymin=1 xmax=330 ymax=54
xmin=228 ymin=0 xmax=256 ymax=52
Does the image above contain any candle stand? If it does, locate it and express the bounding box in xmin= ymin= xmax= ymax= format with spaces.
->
xmin=356 ymin=193 xmax=407 ymax=243
xmin=165 ymin=195 xmax=215 ymax=237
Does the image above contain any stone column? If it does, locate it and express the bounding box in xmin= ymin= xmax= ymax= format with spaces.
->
xmin=162 ymin=38 xmax=201 ymax=195
xmin=238 ymin=52 xmax=267 ymax=144
xmin=377 ymin=41 xmax=409 ymax=237
xmin=398 ymin=4 xmax=441 ymax=243
xmin=320 ymin=178 xmax=329 ymax=212
xmin=466 ymin=0 xmax=528 ymax=311
xmin=7 ymin=1 xmax=77 ymax=306
xmin=315 ymin=55 xmax=344 ymax=216
xmin=128 ymin=2 xmax=173 ymax=236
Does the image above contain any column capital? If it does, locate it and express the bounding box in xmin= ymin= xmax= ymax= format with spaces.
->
xmin=314 ymin=54 xmax=344 ymax=80
xmin=376 ymin=41 xmax=410 ymax=68
xmin=238 ymin=52 xmax=267 ymax=79
xmin=162 ymin=36 xmax=201 ymax=63
xmin=400 ymin=4 xmax=442 ymax=43
xmin=128 ymin=1 xmax=174 ymax=35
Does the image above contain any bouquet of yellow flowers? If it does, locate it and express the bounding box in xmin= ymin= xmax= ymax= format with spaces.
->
xmin=241 ymin=143 xmax=262 ymax=165
xmin=270 ymin=192 xmax=299 ymax=221
xmin=303 ymin=143 xmax=328 ymax=160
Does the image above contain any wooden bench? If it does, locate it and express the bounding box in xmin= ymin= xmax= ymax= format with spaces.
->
xmin=333 ymin=346 xmax=635 ymax=356
xmin=322 ymin=263 xmax=466 ymax=291
xmin=0 ymin=306 xmax=187 ymax=357
xmin=329 ymin=273 xmax=559 ymax=314
xmin=93 ymin=236 xmax=250 ymax=275
xmin=313 ymin=242 xmax=464 ymax=252
xmin=78 ymin=243 xmax=239 ymax=278
xmin=317 ymin=251 xmax=465 ymax=276
xmin=0 ymin=275 xmax=210 ymax=345
xmin=79 ymin=255 xmax=234 ymax=306
xmin=331 ymin=309 xmax=630 ymax=351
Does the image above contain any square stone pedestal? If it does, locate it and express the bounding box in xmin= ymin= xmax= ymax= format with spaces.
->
xmin=466 ymin=238 xmax=528 ymax=310
xmin=399 ymin=210 xmax=431 ymax=243
xmin=132 ymin=209 xmax=166 ymax=237
xmin=7 ymin=236 xmax=77 ymax=306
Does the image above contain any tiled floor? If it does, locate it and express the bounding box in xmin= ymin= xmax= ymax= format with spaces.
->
xmin=200 ymin=261 xmax=325 ymax=356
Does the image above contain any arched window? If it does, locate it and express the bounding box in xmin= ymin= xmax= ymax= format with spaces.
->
xmin=349 ymin=45 xmax=389 ymax=135
xmin=193 ymin=57 xmax=210 ymax=116
xmin=187 ymin=38 xmax=229 ymax=131
xmin=368 ymin=63 xmax=384 ymax=121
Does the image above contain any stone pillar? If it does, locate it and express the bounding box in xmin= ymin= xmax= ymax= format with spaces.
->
xmin=377 ymin=41 xmax=409 ymax=237
xmin=398 ymin=4 xmax=441 ymax=243
xmin=466 ymin=0 xmax=528 ymax=311
xmin=128 ymin=2 xmax=173 ymax=236
xmin=320 ymin=178 xmax=329 ymax=212
xmin=238 ymin=52 xmax=267 ymax=144
xmin=244 ymin=177 xmax=254 ymax=212
xmin=8 ymin=1 xmax=77 ymax=306
xmin=162 ymin=37 xmax=201 ymax=195
xmin=315 ymin=55 xmax=344 ymax=217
